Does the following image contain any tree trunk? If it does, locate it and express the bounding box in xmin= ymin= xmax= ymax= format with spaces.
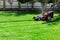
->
xmin=27 ymin=2 xmax=29 ymax=11
xmin=18 ymin=2 xmax=21 ymax=10
xmin=41 ymin=5 xmax=44 ymax=14
xmin=3 ymin=0 xmax=5 ymax=10
xmin=44 ymin=3 xmax=47 ymax=12
xmin=41 ymin=3 xmax=47 ymax=14
xmin=31 ymin=2 xmax=34 ymax=10
xmin=10 ymin=4 xmax=12 ymax=10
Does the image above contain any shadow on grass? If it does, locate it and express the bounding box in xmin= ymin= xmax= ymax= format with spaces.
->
xmin=14 ymin=11 xmax=40 ymax=16
xmin=0 ymin=11 xmax=13 ymax=16
xmin=42 ymin=15 xmax=60 ymax=25
xmin=0 ymin=20 xmax=34 ymax=23
xmin=0 ymin=11 xmax=40 ymax=16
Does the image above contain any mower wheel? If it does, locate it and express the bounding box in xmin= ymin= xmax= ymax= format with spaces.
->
xmin=47 ymin=16 xmax=51 ymax=21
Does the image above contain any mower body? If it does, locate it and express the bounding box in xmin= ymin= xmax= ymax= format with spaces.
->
xmin=33 ymin=11 xmax=54 ymax=21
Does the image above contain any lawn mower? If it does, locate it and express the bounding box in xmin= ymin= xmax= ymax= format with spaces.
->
xmin=33 ymin=11 xmax=54 ymax=21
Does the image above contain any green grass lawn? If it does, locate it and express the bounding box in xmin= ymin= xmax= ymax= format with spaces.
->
xmin=0 ymin=11 xmax=60 ymax=40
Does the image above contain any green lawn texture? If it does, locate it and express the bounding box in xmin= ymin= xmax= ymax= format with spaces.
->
xmin=0 ymin=11 xmax=60 ymax=40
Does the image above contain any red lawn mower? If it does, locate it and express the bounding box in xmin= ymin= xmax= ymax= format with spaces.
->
xmin=33 ymin=11 xmax=54 ymax=21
